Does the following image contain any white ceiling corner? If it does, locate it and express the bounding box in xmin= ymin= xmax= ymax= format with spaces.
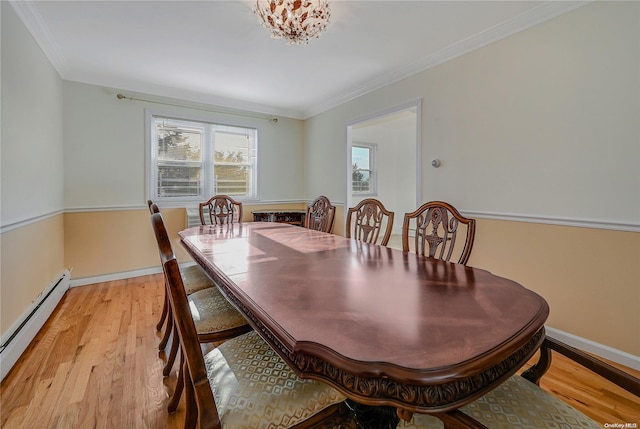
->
xmin=13 ymin=0 xmax=589 ymax=120
xmin=9 ymin=0 xmax=68 ymax=77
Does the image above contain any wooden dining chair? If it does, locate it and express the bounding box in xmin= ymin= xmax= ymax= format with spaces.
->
xmin=346 ymin=198 xmax=395 ymax=246
xmin=148 ymin=201 xmax=213 ymax=336
xmin=304 ymin=195 xmax=336 ymax=233
xmin=398 ymin=336 xmax=640 ymax=428
xmin=402 ymin=201 xmax=476 ymax=265
xmin=148 ymin=200 xmax=214 ymax=358
xmin=151 ymin=212 xmax=355 ymax=429
xmin=199 ymin=195 xmax=242 ymax=225
xmin=148 ymin=203 xmax=251 ymax=413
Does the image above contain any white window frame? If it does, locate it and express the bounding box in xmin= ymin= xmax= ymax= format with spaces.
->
xmin=351 ymin=142 xmax=377 ymax=196
xmin=146 ymin=111 xmax=259 ymax=205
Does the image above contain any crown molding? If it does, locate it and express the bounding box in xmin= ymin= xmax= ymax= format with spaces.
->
xmin=11 ymin=0 xmax=590 ymax=120
xmin=91 ymin=79 xmax=306 ymax=120
xmin=303 ymin=1 xmax=590 ymax=119
xmin=9 ymin=0 xmax=68 ymax=77
xmin=9 ymin=0 xmax=301 ymax=120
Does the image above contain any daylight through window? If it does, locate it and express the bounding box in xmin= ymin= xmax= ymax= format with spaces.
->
xmin=150 ymin=116 xmax=257 ymax=202
xmin=352 ymin=143 xmax=376 ymax=195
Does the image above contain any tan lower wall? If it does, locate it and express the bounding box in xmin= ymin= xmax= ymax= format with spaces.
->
xmin=64 ymin=208 xmax=187 ymax=279
xmin=64 ymin=203 xmax=308 ymax=279
xmin=333 ymin=206 xmax=345 ymax=237
xmin=62 ymin=208 xmax=639 ymax=356
xmin=1 ymin=215 xmax=65 ymax=337
xmin=468 ymin=218 xmax=639 ymax=357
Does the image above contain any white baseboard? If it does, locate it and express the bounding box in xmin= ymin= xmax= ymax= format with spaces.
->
xmin=69 ymin=262 xmax=197 ymax=288
xmin=0 ymin=270 xmax=71 ymax=381
xmin=546 ymin=326 xmax=640 ymax=370
xmin=70 ymin=266 xmax=163 ymax=287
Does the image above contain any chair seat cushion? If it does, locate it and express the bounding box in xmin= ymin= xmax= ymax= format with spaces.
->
xmin=188 ymin=287 xmax=248 ymax=334
xmin=204 ymin=331 xmax=346 ymax=429
xmin=398 ymin=374 xmax=600 ymax=429
xmin=181 ymin=264 xmax=214 ymax=295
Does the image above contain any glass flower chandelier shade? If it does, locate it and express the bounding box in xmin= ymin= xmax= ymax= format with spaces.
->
xmin=255 ymin=0 xmax=331 ymax=45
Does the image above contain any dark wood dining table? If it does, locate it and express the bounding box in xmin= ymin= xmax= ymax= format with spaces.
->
xmin=179 ymin=222 xmax=549 ymax=428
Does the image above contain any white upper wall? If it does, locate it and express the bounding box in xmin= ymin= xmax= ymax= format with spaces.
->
xmin=1 ymin=2 xmax=64 ymax=227
xmin=4 ymin=0 xmax=639 ymax=227
xmin=304 ymin=2 xmax=640 ymax=228
xmin=62 ymin=82 xmax=306 ymax=209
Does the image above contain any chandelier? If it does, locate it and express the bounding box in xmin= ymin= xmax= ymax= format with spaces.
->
xmin=254 ymin=0 xmax=331 ymax=45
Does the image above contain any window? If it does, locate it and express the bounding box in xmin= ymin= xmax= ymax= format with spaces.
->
xmin=149 ymin=115 xmax=258 ymax=202
xmin=352 ymin=143 xmax=376 ymax=195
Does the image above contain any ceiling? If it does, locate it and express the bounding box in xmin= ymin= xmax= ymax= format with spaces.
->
xmin=14 ymin=1 xmax=586 ymax=119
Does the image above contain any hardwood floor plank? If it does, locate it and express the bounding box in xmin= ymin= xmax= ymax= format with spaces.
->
xmin=19 ymin=361 xmax=70 ymax=429
xmin=1 ymin=404 xmax=27 ymax=429
xmin=1 ymin=274 xmax=638 ymax=428
xmin=520 ymin=350 xmax=640 ymax=425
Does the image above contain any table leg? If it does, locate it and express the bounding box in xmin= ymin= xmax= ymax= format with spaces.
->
xmin=346 ymin=399 xmax=400 ymax=429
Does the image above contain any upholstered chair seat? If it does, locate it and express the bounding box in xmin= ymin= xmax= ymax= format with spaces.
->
xmin=188 ymin=288 xmax=249 ymax=340
xmin=148 ymin=200 xmax=253 ymax=416
xmin=181 ymin=264 xmax=215 ymax=295
xmin=159 ymin=264 xmax=214 ymax=350
xmin=398 ymin=374 xmax=600 ymax=429
xmin=204 ymin=330 xmax=347 ymax=429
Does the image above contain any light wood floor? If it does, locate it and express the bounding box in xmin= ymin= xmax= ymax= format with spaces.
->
xmin=1 ymin=274 xmax=639 ymax=428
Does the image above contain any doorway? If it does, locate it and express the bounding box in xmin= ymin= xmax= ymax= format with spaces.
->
xmin=346 ymin=101 xmax=421 ymax=244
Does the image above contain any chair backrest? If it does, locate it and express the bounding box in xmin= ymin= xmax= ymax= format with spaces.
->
xmin=147 ymin=199 xmax=159 ymax=214
xmin=304 ymin=196 xmax=336 ymax=233
xmin=402 ymin=201 xmax=476 ymax=265
xmin=346 ymin=198 xmax=395 ymax=246
xmin=150 ymin=212 xmax=220 ymax=429
xmin=199 ymin=195 xmax=243 ymax=225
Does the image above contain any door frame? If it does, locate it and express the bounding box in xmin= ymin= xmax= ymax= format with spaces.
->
xmin=345 ymin=99 xmax=422 ymax=230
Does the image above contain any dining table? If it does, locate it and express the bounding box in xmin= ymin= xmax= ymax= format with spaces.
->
xmin=179 ymin=222 xmax=549 ymax=428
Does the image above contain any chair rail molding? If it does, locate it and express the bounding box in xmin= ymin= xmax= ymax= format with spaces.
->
xmin=461 ymin=210 xmax=639 ymax=233
xmin=0 ymin=209 xmax=65 ymax=234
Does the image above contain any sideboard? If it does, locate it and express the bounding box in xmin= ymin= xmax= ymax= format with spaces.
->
xmin=252 ymin=210 xmax=306 ymax=226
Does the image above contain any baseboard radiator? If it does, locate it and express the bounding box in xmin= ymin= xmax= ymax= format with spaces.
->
xmin=0 ymin=269 xmax=71 ymax=380
xmin=186 ymin=208 xmax=207 ymax=227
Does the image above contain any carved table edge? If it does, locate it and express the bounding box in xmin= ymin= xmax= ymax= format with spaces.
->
xmin=181 ymin=237 xmax=545 ymax=415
